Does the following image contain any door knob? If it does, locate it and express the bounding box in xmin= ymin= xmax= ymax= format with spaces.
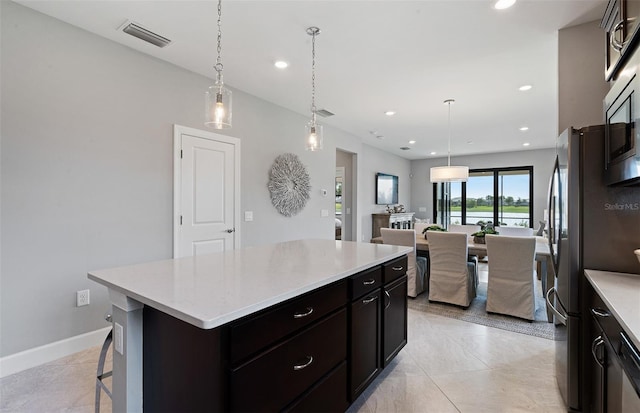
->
xmin=225 ymin=228 xmax=235 ymax=233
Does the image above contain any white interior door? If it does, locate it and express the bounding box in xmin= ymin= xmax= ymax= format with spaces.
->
xmin=174 ymin=125 xmax=240 ymax=258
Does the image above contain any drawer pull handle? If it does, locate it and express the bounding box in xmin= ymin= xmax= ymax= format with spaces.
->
xmin=392 ymin=266 xmax=404 ymax=271
xmin=293 ymin=307 xmax=314 ymax=319
xmin=362 ymin=296 xmax=378 ymax=304
xmin=592 ymin=335 xmax=605 ymax=368
xmin=363 ymin=279 xmax=376 ymax=285
xmin=293 ymin=356 xmax=314 ymax=371
xmin=591 ymin=308 xmax=610 ymax=318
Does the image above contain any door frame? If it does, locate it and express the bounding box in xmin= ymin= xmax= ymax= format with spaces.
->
xmin=173 ymin=124 xmax=241 ymax=257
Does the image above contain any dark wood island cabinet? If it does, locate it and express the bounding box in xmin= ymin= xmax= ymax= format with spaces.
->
xmin=128 ymin=249 xmax=409 ymax=412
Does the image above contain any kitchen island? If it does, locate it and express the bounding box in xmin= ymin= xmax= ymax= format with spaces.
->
xmin=88 ymin=239 xmax=412 ymax=412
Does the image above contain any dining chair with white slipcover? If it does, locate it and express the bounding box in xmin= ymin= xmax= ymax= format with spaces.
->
xmin=381 ymin=228 xmax=427 ymax=297
xmin=448 ymin=224 xmax=481 ymax=236
xmin=494 ymin=226 xmax=534 ymax=237
xmin=427 ymin=231 xmax=478 ymax=308
xmin=485 ymin=234 xmax=537 ymax=320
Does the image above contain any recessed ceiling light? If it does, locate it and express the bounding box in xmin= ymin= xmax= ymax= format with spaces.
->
xmin=384 ymin=111 xmax=396 ymax=116
xmin=409 ymin=140 xmax=416 ymax=144
xmin=274 ymin=61 xmax=289 ymax=69
xmin=520 ymin=126 xmax=529 ymax=131
xmin=519 ymin=84 xmax=532 ymax=91
xmin=430 ymin=151 xmax=437 ymax=155
xmin=494 ymin=0 xmax=516 ymax=10
xmin=467 ymin=140 xmax=474 ymax=144
xmin=523 ymin=142 xmax=531 ymax=146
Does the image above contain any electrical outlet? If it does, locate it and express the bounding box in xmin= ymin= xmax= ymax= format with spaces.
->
xmin=114 ymin=322 xmax=124 ymax=355
xmin=76 ymin=289 xmax=90 ymax=307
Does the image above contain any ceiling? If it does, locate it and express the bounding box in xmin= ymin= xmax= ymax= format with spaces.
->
xmin=15 ymin=0 xmax=606 ymax=160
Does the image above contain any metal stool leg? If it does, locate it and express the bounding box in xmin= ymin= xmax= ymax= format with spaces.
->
xmin=95 ymin=315 xmax=113 ymax=413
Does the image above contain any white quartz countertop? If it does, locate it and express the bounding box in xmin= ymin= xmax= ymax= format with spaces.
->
xmin=89 ymin=239 xmax=412 ymax=330
xmin=585 ymin=269 xmax=640 ymax=350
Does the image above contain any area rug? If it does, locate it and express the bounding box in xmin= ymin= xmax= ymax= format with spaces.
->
xmin=408 ymin=280 xmax=556 ymax=340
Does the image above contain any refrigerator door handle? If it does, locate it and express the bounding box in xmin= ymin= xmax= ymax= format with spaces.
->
xmin=545 ymin=287 xmax=567 ymax=325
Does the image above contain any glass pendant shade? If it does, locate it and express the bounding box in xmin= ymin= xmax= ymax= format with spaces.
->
xmin=305 ymin=120 xmax=323 ymax=151
xmin=205 ymin=79 xmax=232 ymax=129
xmin=430 ymin=165 xmax=469 ymax=182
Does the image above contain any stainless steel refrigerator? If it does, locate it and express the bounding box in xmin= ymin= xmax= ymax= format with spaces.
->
xmin=546 ymin=125 xmax=640 ymax=412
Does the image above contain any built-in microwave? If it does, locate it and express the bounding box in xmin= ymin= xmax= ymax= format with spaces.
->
xmin=604 ymin=73 xmax=640 ymax=186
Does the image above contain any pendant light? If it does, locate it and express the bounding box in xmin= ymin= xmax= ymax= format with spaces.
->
xmin=430 ymin=99 xmax=469 ymax=182
xmin=205 ymin=0 xmax=232 ymax=129
xmin=305 ymin=26 xmax=323 ymax=151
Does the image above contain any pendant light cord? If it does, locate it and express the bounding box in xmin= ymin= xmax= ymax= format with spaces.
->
xmin=214 ymin=0 xmax=223 ymax=81
xmin=444 ymin=99 xmax=454 ymax=167
xmin=310 ymin=28 xmax=317 ymax=125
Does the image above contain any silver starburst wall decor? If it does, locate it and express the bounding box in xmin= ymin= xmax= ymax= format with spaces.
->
xmin=268 ymin=153 xmax=311 ymax=217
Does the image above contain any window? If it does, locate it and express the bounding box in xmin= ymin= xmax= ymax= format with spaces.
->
xmin=434 ymin=167 xmax=533 ymax=228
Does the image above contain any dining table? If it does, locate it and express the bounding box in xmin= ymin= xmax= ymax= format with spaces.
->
xmin=371 ymin=234 xmax=555 ymax=322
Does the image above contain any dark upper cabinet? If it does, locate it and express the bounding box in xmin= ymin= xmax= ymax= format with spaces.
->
xmin=602 ymin=0 xmax=640 ymax=80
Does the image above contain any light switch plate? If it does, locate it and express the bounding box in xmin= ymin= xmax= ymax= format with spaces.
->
xmin=244 ymin=211 xmax=253 ymax=221
xmin=419 ymin=207 xmax=427 ymax=212
xmin=321 ymin=209 xmax=329 ymax=217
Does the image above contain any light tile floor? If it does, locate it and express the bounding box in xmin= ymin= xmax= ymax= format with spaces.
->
xmin=1 ymin=267 xmax=564 ymax=413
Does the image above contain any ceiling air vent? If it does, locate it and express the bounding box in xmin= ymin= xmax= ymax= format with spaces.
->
xmin=315 ymin=109 xmax=335 ymax=118
xmin=121 ymin=21 xmax=172 ymax=48
xmin=400 ymin=147 xmax=411 ymax=150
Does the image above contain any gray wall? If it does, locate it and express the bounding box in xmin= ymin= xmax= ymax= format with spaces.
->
xmin=558 ymin=20 xmax=609 ymax=133
xmin=410 ymin=148 xmax=556 ymax=227
xmin=360 ymin=145 xmax=412 ymax=242
xmin=0 ymin=2 xmax=410 ymax=357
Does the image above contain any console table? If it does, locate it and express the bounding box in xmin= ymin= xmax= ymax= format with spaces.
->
xmin=88 ymin=239 xmax=411 ymax=412
xmin=372 ymin=212 xmax=415 ymax=239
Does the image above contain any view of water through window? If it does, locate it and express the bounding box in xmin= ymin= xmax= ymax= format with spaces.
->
xmin=444 ymin=168 xmax=532 ymax=227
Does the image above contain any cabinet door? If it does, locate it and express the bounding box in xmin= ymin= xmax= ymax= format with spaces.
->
xmin=382 ymin=275 xmax=407 ymax=367
xmin=604 ymin=0 xmax=624 ymax=80
xmin=590 ymin=320 xmax=606 ymax=413
xmin=349 ymin=289 xmax=382 ymax=401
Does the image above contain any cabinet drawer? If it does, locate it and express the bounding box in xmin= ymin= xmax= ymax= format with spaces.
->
xmin=229 ymin=280 xmax=347 ymax=364
xmin=589 ymin=285 xmax=623 ymax=354
xmin=230 ymin=309 xmax=347 ymax=412
xmin=382 ymin=256 xmax=408 ymax=284
xmin=350 ymin=266 xmax=382 ymax=299
xmin=284 ymin=361 xmax=348 ymax=413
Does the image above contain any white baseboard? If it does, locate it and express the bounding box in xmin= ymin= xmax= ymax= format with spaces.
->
xmin=0 ymin=327 xmax=111 ymax=378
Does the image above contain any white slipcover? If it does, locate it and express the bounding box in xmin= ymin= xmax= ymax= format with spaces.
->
xmin=494 ymin=226 xmax=534 ymax=237
xmin=448 ymin=224 xmax=481 ymax=236
xmin=427 ymin=231 xmax=477 ymax=307
xmin=485 ymin=234 xmax=537 ymax=320
xmin=380 ymin=228 xmax=427 ymax=297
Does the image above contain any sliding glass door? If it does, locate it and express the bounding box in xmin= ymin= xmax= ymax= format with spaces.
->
xmin=434 ymin=166 xmax=533 ymax=228
xmin=464 ymin=171 xmax=494 ymax=226
xmin=497 ymin=169 xmax=532 ymax=227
